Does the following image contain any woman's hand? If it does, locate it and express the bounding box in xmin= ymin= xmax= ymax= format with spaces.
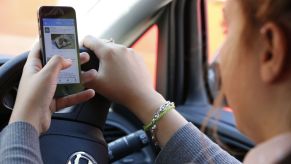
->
xmin=9 ymin=42 xmax=95 ymax=134
xmin=81 ymin=36 xmax=190 ymax=148
xmin=82 ymin=36 xmax=166 ymax=122
xmin=82 ymin=36 xmax=188 ymax=148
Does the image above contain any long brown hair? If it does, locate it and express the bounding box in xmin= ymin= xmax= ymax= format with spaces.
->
xmin=239 ymin=0 xmax=291 ymax=35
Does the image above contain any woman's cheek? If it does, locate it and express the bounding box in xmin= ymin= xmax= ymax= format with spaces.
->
xmin=219 ymin=39 xmax=232 ymax=87
xmin=219 ymin=37 xmax=240 ymax=107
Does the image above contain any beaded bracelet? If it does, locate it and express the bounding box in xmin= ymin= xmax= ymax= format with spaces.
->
xmin=143 ymin=101 xmax=175 ymax=146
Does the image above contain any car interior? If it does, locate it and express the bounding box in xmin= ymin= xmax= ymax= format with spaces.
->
xmin=0 ymin=0 xmax=254 ymax=163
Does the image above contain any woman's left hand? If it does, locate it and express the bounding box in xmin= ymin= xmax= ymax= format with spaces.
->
xmin=9 ymin=42 xmax=95 ymax=134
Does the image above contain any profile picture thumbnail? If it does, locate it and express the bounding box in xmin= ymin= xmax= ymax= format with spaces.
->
xmin=51 ymin=34 xmax=75 ymax=49
xmin=45 ymin=27 xmax=50 ymax=33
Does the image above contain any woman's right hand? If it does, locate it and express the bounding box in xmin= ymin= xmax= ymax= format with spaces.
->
xmin=82 ymin=36 xmax=188 ymax=148
xmin=82 ymin=36 xmax=166 ymax=121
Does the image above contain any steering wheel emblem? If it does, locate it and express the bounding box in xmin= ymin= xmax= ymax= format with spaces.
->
xmin=67 ymin=151 xmax=97 ymax=164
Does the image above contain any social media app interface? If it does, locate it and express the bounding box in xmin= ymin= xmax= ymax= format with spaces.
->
xmin=42 ymin=18 xmax=80 ymax=84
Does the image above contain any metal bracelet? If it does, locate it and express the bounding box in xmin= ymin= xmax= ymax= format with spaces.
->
xmin=149 ymin=101 xmax=175 ymax=146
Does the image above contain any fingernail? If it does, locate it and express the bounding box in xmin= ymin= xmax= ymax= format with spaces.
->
xmin=89 ymin=69 xmax=98 ymax=75
xmin=65 ymin=59 xmax=72 ymax=63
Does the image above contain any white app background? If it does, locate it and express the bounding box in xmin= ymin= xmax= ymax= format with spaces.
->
xmin=43 ymin=21 xmax=80 ymax=84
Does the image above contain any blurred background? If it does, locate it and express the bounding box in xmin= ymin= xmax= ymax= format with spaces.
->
xmin=0 ymin=0 xmax=225 ymax=83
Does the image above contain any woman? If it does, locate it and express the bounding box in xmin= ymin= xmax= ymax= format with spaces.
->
xmin=1 ymin=0 xmax=291 ymax=163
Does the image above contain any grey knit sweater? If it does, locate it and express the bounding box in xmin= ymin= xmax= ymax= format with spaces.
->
xmin=0 ymin=122 xmax=240 ymax=164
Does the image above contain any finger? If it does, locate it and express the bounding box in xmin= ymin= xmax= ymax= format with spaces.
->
xmin=81 ymin=35 xmax=109 ymax=59
xmin=81 ymin=69 xmax=98 ymax=84
xmin=40 ymin=55 xmax=72 ymax=79
xmin=55 ymin=89 xmax=95 ymax=110
xmin=80 ymin=52 xmax=90 ymax=65
xmin=27 ymin=41 xmax=41 ymax=61
xmin=24 ymin=41 xmax=43 ymax=73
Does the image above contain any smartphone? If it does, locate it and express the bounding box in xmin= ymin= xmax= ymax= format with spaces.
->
xmin=38 ymin=6 xmax=83 ymax=97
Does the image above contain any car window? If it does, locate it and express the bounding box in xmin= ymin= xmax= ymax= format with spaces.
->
xmin=206 ymin=0 xmax=225 ymax=63
xmin=0 ymin=0 xmax=139 ymax=56
xmin=131 ymin=25 xmax=158 ymax=88
xmin=0 ymin=0 xmax=57 ymax=56
xmin=206 ymin=0 xmax=233 ymax=112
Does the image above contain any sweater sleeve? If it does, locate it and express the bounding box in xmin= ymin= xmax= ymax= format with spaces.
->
xmin=155 ymin=122 xmax=241 ymax=164
xmin=0 ymin=122 xmax=43 ymax=164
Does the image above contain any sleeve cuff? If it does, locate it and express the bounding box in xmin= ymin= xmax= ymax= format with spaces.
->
xmin=0 ymin=121 xmax=43 ymax=164
xmin=155 ymin=122 xmax=240 ymax=163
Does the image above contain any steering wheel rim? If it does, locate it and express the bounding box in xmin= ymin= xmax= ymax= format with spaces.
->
xmin=0 ymin=52 xmax=27 ymax=128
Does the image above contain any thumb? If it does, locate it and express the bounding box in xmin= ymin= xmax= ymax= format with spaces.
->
xmin=40 ymin=55 xmax=72 ymax=79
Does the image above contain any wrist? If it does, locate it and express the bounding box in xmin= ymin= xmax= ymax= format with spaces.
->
xmin=128 ymin=90 xmax=167 ymax=125
xmin=9 ymin=107 xmax=42 ymax=135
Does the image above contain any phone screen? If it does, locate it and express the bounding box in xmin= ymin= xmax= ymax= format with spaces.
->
xmin=42 ymin=18 xmax=80 ymax=84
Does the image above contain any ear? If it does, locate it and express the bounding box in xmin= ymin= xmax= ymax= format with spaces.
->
xmin=259 ymin=22 xmax=288 ymax=83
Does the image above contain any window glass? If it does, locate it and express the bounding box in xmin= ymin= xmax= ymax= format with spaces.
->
xmin=131 ymin=25 xmax=159 ymax=88
xmin=0 ymin=0 xmax=57 ymax=56
xmin=206 ymin=0 xmax=225 ymax=63
xmin=0 ymin=0 xmax=139 ymax=56
xmin=206 ymin=0 xmax=232 ymax=112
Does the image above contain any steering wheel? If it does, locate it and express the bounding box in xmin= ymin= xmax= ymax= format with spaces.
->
xmin=0 ymin=49 xmax=111 ymax=163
